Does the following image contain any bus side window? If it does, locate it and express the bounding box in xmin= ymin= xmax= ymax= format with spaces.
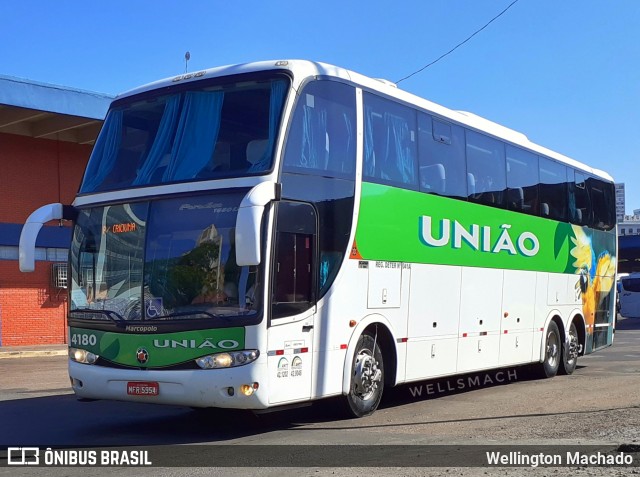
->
xmin=418 ymin=114 xmax=467 ymax=199
xmin=466 ymin=130 xmax=506 ymax=208
xmin=363 ymin=93 xmax=418 ymax=189
xmin=506 ymin=145 xmax=539 ymax=215
xmin=588 ymin=178 xmax=615 ymax=231
xmin=283 ymin=81 xmax=356 ymax=179
xmin=569 ymin=170 xmax=592 ymax=226
xmin=538 ymin=157 xmax=568 ymax=222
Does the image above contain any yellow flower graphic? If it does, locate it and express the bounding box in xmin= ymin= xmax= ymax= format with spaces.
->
xmin=570 ymin=227 xmax=593 ymax=271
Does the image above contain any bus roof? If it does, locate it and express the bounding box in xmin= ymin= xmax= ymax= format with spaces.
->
xmin=116 ymin=59 xmax=613 ymax=183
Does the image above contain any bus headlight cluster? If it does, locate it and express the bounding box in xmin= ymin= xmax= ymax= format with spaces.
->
xmin=69 ymin=347 xmax=98 ymax=365
xmin=196 ymin=350 xmax=259 ymax=369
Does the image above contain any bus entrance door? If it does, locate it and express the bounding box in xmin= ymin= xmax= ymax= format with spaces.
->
xmin=267 ymin=201 xmax=317 ymax=404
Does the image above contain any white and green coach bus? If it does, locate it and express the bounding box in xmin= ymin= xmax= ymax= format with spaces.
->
xmin=19 ymin=60 xmax=617 ymax=417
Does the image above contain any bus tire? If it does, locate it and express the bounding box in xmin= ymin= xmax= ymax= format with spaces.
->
xmin=559 ymin=321 xmax=579 ymax=375
xmin=537 ymin=321 xmax=561 ymax=378
xmin=344 ymin=332 xmax=384 ymax=418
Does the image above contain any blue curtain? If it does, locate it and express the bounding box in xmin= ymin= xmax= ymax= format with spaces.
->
xmin=133 ymin=96 xmax=181 ymax=185
xmin=298 ymin=105 xmax=328 ymax=169
xmin=340 ymin=111 xmax=354 ymax=174
xmin=363 ymin=106 xmax=376 ymax=177
xmin=319 ymin=257 xmax=330 ymax=289
xmin=385 ymin=113 xmax=415 ymax=184
xmin=164 ymin=91 xmax=224 ymax=181
xmin=248 ymin=80 xmax=287 ymax=172
xmin=299 ymin=106 xmax=314 ymax=168
xmin=81 ymin=110 xmax=123 ymax=192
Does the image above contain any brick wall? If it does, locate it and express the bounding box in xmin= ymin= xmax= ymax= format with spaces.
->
xmin=0 ymin=261 xmax=68 ymax=346
xmin=0 ymin=133 xmax=91 ymax=346
xmin=0 ymin=133 xmax=89 ymax=223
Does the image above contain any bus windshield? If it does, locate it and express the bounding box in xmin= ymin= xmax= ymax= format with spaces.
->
xmin=69 ymin=191 xmax=261 ymax=323
xmin=79 ymin=75 xmax=288 ymax=193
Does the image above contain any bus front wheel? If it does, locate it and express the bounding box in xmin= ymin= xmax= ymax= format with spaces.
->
xmin=537 ymin=321 xmax=561 ymax=378
xmin=344 ymin=332 xmax=384 ymax=418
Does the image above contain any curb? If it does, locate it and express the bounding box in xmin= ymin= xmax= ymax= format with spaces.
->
xmin=0 ymin=347 xmax=68 ymax=359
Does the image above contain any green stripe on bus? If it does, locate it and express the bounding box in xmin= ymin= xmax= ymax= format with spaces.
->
xmin=70 ymin=327 xmax=245 ymax=368
xmin=355 ymin=182 xmax=616 ymax=275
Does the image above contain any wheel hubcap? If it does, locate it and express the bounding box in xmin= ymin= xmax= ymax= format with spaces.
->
xmin=567 ymin=329 xmax=579 ymax=362
xmin=546 ymin=331 xmax=559 ymax=367
xmin=353 ymin=349 xmax=382 ymax=400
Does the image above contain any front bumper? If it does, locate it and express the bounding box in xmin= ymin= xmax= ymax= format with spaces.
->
xmin=69 ymin=359 xmax=269 ymax=409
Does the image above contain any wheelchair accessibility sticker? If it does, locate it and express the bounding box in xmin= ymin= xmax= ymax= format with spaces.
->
xmin=145 ymin=298 xmax=163 ymax=318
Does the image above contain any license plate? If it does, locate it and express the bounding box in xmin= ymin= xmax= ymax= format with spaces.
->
xmin=127 ymin=381 xmax=159 ymax=396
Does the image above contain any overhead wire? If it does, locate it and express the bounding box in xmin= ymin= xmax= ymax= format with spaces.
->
xmin=396 ymin=0 xmax=521 ymax=84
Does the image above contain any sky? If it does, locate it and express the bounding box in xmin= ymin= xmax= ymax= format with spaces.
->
xmin=2 ymin=0 xmax=639 ymax=213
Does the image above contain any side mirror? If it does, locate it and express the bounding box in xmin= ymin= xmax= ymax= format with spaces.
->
xmin=19 ymin=203 xmax=64 ymax=272
xmin=235 ymin=182 xmax=279 ymax=266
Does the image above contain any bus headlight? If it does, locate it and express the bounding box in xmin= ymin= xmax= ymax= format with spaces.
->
xmin=196 ymin=350 xmax=260 ymax=369
xmin=69 ymin=347 xmax=98 ymax=365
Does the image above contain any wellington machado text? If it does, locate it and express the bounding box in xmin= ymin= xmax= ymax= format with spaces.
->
xmin=487 ymin=451 xmax=635 ymax=468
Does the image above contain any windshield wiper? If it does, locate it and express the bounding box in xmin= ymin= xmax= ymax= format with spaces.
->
xmin=70 ymin=308 xmax=125 ymax=323
xmin=145 ymin=310 xmax=231 ymax=321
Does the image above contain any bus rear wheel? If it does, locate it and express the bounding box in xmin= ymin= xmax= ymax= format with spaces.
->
xmin=344 ymin=332 xmax=384 ymax=418
xmin=537 ymin=321 xmax=561 ymax=378
xmin=560 ymin=321 xmax=579 ymax=375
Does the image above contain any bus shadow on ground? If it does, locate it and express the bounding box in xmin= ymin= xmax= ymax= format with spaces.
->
xmin=0 ymin=361 xmax=604 ymax=448
xmin=380 ymin=364 xmax=544 ymax=409
xmin=0 ymin=363 xmax=596 ymax=448
xmin=0 ymin=393 xmax=305 ymax=447
xmin=0 ymin=390 xmax=366 ymax=447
